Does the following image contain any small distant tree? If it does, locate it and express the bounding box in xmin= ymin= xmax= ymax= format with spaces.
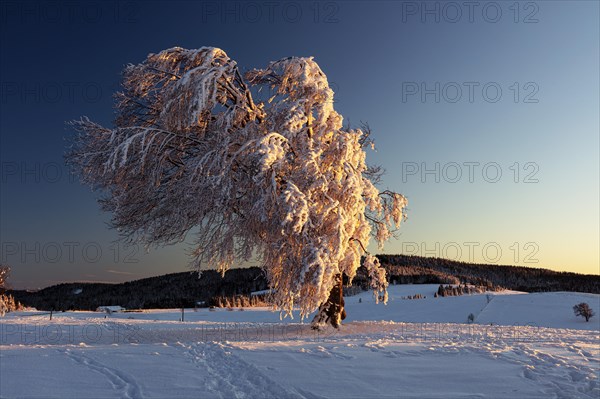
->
xmin=573 ymin=303 xmax=594 ymax=322
xmin=467 ymin=313 xmax=475 ymax=323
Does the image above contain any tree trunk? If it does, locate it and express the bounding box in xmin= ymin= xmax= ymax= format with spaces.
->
xmin=311 ymin=273 xmax=346 ymax=329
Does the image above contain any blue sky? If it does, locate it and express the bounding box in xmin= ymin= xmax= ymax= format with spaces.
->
xmin=1 ymin=1 xmax=598 ymax=288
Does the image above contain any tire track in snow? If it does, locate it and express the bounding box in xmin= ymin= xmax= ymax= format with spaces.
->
xmin=178 ymin=342 xmax=304 ymax=399
xmin=60 ymin=348 xmax=143 ymax=398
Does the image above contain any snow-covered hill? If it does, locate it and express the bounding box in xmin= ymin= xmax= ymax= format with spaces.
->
xmin=345 ymin=285 xmax=600 ymax=331
xmin=1 ymin=286 xmax=598 ymax=398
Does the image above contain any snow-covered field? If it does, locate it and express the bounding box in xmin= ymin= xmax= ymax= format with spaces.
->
xmin=1 ymin=286 xmax=598 ymax=398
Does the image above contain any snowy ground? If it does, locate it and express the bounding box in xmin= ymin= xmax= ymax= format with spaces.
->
xmin=1 ymin=286 xmax=598 ymax=398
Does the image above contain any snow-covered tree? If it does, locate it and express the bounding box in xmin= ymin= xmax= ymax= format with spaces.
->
xmin=0 ymin=265 xmax=9 ymax=290
xmin=0 ymin=265 xmax=21 ymax=317
xmin=67 ymin=47 xmax=407 ymax=327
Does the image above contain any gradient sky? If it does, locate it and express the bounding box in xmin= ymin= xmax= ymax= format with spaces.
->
xmin=1 ymin=1 xmax=598 ymax=289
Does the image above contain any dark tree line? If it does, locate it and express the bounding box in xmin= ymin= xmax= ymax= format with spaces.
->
xmin=376 ymin=255 xmax=600 ymax=294
xmin=434 ymin=284 xmax=498 ymax=298
xmin=9 ymin=268 xmax=268 ymax=311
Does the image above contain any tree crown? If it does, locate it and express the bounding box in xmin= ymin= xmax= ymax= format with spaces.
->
xmin=67 ymin=47 xmax=407 ymax=318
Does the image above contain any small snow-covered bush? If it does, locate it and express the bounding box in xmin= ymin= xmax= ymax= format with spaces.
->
xmin=0 ymin=293 xmax=22 ymax=316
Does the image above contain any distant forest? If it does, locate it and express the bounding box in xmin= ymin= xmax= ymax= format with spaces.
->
xmin=8 ymin=255 xmax=599 ymax=311
xmin=376 ymin=255 xmax=599 ymax=294
xmin=9 ymin=268 xmax=269 ymax=312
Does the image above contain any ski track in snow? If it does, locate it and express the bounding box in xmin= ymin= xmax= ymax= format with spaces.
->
xmin=176 ymin=341 xmax=304 ymax=399
xmin=60 ymin=347 xmax=143 ymax=399
xmin=1 ymin=323 xmax=597 ymax=399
